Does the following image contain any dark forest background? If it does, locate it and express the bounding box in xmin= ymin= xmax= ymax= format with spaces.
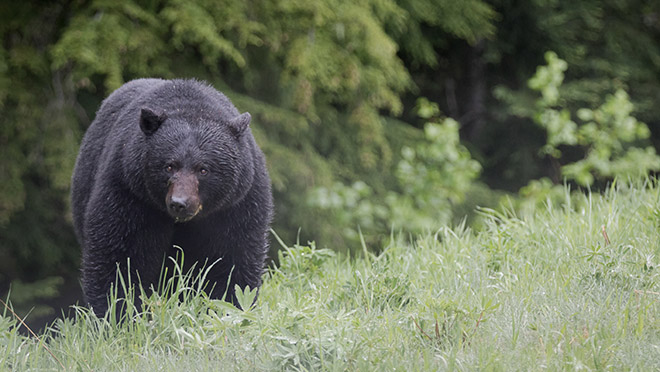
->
xmin=2 ymin=0 xmax=660 ymax=328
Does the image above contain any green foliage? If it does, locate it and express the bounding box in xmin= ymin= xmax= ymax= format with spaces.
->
xmin=2 ymin=183 xmax=660 ymax=370
xmin=161 ymin=0 xmax=259 ymax=68
xmin=274 ymin=239 xmax=336 ymax=277
xmin=308 ymin=181 xmax=389 ymax=241
xmin=522 ymin=52 xmax=660 ymax=187
xmin=505 ymin=52 xmax=660 ymax=212
xmin=399 ymin=99 xmax=481 ymax=204
xmin=566 ymin=90 xmax=660 ymax=185
xmin=528 ymin=50 xmax=568 ymax=107
xmin=309 ymin=99 xmax=481 ymax=244
xmin=253 ymin=0 xmax=415 ymax=177
xmin=52 ymin=1 xmax=163 ymax=90
xmin=483 ymin=0 xmax=660 ymax=190
xmin=0 ymin=4 xmax=82 ymax=312
xmin=271 ymin=0 xmax=410 ymax=113
xmin=50 ymin=0 xmax=266 ymax=90
xmin=516 ymin=177 xmax=571 ymax=217
xmin=528 ymin=52 xmax=578 ymax=157
xmin=390 ymin=0 xmax=496 ymax=67
xmin=3 ymin=277 xmax=63 ymax=320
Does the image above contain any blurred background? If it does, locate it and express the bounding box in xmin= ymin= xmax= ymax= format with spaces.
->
xmin=1 ymin=0 xmax=660 ymax=329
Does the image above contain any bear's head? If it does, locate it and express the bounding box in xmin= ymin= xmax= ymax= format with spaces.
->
xmin=140 ymin=106 xmax=255 ymax=222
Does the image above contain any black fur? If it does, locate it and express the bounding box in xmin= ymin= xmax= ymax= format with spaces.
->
xmin=71 ymin=79 xmax=273 ymax=316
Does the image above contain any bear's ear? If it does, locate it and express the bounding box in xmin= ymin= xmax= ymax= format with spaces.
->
xmin=140 ymin=108 xmax=167 ymax=135
xmin=228 ymin=112 xmax=251 ymax=137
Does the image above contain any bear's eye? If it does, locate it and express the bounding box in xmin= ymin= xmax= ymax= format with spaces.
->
xmin=199 ymin=168 xmax=208 ymax=176
xmin=165 ymin=164 xmax=174 ymax=173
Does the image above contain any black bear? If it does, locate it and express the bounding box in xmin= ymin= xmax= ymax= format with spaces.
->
xmin=71 ymin=78 xmax=273 ymax=316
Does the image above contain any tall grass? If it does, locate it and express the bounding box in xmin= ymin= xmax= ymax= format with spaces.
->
xmin=2 ymin=182 xmax=660 ymax=371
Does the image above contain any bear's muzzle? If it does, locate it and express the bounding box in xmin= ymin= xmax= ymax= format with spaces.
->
xmin=166 ymin=171 xmax=202 ymax=222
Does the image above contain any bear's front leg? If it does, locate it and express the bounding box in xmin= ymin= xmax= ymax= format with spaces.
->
xmin=175 ymin=213 xmax=270 ymax=309
xmin=216 ymin=248 xmax=267 ymax=308
xmin=209 ymin=225 xmax=270 ymax=309
xmin=81 ymin=190 xmax=173 ymax=317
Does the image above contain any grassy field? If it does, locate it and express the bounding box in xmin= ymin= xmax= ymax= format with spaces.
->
xmin=2 ymin=183 xmax=660 ymax=371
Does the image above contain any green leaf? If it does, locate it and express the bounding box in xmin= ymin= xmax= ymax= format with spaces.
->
xmin=234 ymin=285 xmax=258 ymax=311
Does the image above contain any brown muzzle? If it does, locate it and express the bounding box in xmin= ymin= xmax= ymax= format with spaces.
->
xmin=166 ymin=172 xmax=202 ymax=222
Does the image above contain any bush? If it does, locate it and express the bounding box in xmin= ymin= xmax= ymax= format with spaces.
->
xmin=308 ymin=98 xmax=481 ymax=245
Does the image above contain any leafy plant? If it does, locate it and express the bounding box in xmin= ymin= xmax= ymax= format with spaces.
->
xmin=309 ymin=98 xmax=481 ymax=243
xmin=529 ymin=51 xmax=660 ymax=187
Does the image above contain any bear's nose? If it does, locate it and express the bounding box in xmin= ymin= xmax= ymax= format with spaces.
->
xmin=169 ymin=196 xmax=188 ymax=214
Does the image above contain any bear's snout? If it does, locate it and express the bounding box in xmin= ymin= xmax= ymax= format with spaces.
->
xmin=166 ymin=172 xmax=202 ymax=222
xmin=169 ymin=195 xmax=190 ymax=214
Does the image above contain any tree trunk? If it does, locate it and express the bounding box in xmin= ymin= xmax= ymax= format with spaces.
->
xmin=462 ymin=39 xmax=487 ymax=141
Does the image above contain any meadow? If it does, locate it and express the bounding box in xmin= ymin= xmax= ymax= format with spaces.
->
xmin=2 ymin=183 xmax=660 ymax=371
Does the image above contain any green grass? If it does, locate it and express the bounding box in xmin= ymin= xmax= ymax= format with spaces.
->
xmin=2 ymin=182 xmax=660 ymax=371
